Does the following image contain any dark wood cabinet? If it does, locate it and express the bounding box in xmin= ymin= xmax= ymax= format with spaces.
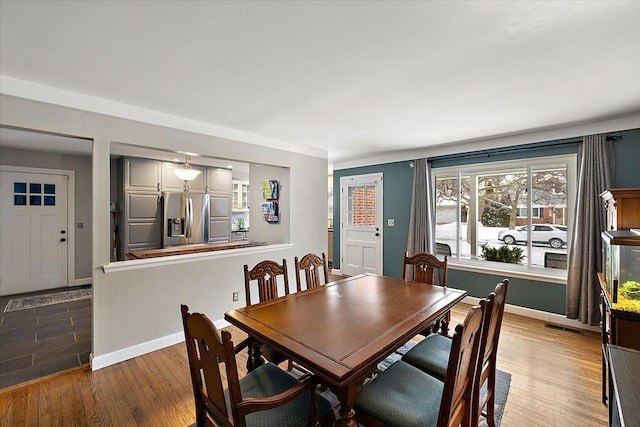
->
xmin=600 ymin=188 xmax=640 ymax=231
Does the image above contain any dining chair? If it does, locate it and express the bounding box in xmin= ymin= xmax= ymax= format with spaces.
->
xmin=402 ymin=251 xmax=449 ymax=335
xmin=402 ymin=279 xmax=510 ymax=427
xmin=180 ymin=305 xmax=335 ymax=427
xmin=243 ymin=259 xmax=292 ymax=370
xmin=244 ymin=259 xmax=291 ymax=306
xmin=294 ymin=252 xmax=329 ymax=292
xmin=354 ymin=302 xmax=486 ymax=427
xmin=436 ymin=242 xmax=452 ymax=257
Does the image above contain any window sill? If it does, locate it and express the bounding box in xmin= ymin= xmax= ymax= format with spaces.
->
xmin=448 ymin=258 xmax=567 ymax=284
xmin=102 ymin=243 xmax=294 ymax=273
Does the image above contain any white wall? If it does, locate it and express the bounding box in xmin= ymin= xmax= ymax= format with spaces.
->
xmin=0 ymin=94 xmax=328 ymax=369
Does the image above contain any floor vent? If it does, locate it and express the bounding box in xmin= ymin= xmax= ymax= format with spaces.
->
xmin=545 ymin=323 xmax=584 ymax=334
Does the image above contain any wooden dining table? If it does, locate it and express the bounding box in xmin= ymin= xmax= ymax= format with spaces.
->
xmin=224 ymin=273 xmax=467 ymax=427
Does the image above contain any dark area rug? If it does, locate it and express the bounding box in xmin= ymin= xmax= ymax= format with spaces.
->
xmin=3 ymin=288 xmax=92 ymax=312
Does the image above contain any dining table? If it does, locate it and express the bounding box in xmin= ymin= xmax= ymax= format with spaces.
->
xmin=224 ymin=273 xmax=467 ymax=427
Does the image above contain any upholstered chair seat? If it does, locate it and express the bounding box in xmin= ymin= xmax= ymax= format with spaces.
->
xmin=354 ymin=303 xmax=486 ymax=427
xmin=401 ymin=333 xmax=451 ymax=381
xmin=354 ymin=360 xmax=444 ymax=426
xmin=221 ymin=363 xmax=334 ymax=427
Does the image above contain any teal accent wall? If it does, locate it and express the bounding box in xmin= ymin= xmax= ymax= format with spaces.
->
xmin=332 ymin=161 xmax=414 ymax=277
xmin=447 ymin=270 xmax=566 ymax=315
xmin=333 ymin=128 xmax=639 ymax=315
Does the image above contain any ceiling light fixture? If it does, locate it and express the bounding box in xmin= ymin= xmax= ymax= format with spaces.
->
xmin=173 ymin=155 xmax=201 ymax=182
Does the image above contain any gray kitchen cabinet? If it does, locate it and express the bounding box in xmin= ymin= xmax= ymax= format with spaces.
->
xmin=209 ymin=194 xmax=232 ymax=243
xmin=161 ymin=161 xmax=206 ymax=192
xmin=207 ymin=167 xmax=232 ymax=243
xmin=207 ymin=167 xmax=233 ymax=194
xmin=124 ymin=192 xmax=162 ymax=253
xmin=124 ymin=157 xmax=161 ymax=192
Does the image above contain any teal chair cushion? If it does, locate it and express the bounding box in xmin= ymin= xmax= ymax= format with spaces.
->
xmin=354 ymin=360 xmax=443 ymax=427
xmin=219 ymin=363 xmax=333 ymax=427
xmin=401 ymin=333 xmax=451 ymax=380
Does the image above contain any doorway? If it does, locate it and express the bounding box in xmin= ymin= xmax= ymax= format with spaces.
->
xmin=0 ymin=168 xmax=72 ymax=295
xmin=0 ymin=127 xmax=93 ymax=388
xmin=340 ymin=173 xmax=383 ymax=276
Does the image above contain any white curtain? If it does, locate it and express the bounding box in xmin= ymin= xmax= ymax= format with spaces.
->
xmin=566 ymin=134 xmax=614 ymax=325
xmin=407 ymin=157 xmax=438 ymax=261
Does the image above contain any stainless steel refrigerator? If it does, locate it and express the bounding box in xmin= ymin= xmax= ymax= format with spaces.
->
xmin=162 ymin=192 xmax=209 ymax=246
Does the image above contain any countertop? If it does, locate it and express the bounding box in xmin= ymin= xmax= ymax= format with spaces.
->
xmin=127 ymin=241 xmax=266 ymax=259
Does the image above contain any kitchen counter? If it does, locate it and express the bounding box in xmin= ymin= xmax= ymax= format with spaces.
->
xmin=127 ymin=241 xmax=266 ymax=259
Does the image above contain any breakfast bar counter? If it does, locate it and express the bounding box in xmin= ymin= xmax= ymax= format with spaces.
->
xmin=127 ymin=241 xmax=267 ymax=259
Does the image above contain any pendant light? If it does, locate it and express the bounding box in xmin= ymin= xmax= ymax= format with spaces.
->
xmin=173 ymin=155 xmax=201 ymax=182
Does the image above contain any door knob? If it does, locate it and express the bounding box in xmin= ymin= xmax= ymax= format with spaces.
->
xmin=60 ymin=238 xmax=67 ymax=242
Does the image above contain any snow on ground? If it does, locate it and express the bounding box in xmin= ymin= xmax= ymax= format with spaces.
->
xmin=435 ymin=222 xmax=567 ymax=268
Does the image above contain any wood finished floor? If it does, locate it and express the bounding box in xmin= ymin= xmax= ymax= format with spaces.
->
xmin=0 ymin=302 xmax=607 ymax=426
xmin=0 ymin=287 xmax=92 ymax=389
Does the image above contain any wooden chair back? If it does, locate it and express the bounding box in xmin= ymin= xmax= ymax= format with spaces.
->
xmin=473 ymin=279 xmax=509 ymax=426
xmin=181 ymin=304 xmax=239 ymax=427
xmin=243 ymin=259 xmax=290 ymax=306
xmin=294 ymin=252 xmax=329 ymax=292
xmin=438 ymin=301 xmax=486 ymax=427
xmin=403 ymin=252 xmax=448 ymax=285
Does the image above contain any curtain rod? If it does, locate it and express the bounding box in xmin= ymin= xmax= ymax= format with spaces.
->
xmin=429 ymin=134 xmax=623 ymax=163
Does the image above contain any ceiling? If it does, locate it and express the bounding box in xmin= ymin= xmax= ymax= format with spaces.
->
xmin=1 ymin=1 xmax=640 ymax=167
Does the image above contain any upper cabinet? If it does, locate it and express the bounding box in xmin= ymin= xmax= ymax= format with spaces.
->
xmin=232 ymin=180 xmax=250 ymax=211
xmin=601 ymin=188 xmax=640 ymax=231
xmin=161 ymin=162 xmax=206 ymax=192
xmin=207 ymin=168 xmax=233 ymax=194
xmin=124 ymin=158 xmax=161 ymax=192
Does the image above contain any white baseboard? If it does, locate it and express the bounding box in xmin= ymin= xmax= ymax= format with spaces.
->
xmin=91 ymin=331 xmax=185 ymax=371
xmin=462 ymin=296 xmax=600 ymax=333
xmin=331 ymin=268 xmax=343 ymax=276
xmin=214 ymin=319 xmax=231 ymax=329
xmin=91 ymin=319 xmax=232 ymax=371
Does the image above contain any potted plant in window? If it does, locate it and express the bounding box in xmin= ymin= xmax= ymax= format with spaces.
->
xmin=480 ymin=243 xmax=524 ymax=264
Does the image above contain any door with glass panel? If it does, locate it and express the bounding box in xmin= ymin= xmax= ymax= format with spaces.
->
xmin=340 ymin=173 xmax=383 ymax=276
xmin=0 ymin=170 xmax=69 ymax=295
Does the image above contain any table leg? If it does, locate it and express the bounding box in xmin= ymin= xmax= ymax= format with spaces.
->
xmin=336 ymin=383 xmax=358 ymax=427
xmin=439 ymin=312 xmax=451 ymax=336
xmin=246 ymin=340 xmax=265 ymax=372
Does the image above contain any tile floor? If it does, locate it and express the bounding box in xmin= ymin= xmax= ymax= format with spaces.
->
xmin=0 ymin=286 xmax=92 ymax=389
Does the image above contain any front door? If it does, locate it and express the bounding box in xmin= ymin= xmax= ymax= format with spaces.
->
xmin=340 ymin=173 xmax=383 ymax=276
xmin=0 ymin=170 xmax=69 ymax=295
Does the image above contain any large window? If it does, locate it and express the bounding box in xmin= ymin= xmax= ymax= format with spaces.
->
xmin=433 ymin=155 xmax=576 ymax=273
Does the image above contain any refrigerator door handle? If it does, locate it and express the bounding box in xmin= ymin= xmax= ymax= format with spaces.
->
xmin=185 ymin=197 xmax=192 ymax=239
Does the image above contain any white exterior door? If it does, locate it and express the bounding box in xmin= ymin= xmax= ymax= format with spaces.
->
xmin=340 ymin=173 xmax=383 ymax=276
xmin=0 ymin=170 xmax=69 ymax=295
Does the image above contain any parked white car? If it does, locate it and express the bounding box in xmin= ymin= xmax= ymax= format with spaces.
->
xmin=498 ymin=224 xmax=567 ymax=249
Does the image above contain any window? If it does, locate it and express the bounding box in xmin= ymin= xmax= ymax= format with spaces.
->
xmin=13 ymin=181 xmax=56 ymax=206
xmin=516 ymin=207 xmax=542 ymax=217
xmin=433 ymin=154 xmax=576 ymax=273
xmin=348 ymin=185 xmax=377 ymax=226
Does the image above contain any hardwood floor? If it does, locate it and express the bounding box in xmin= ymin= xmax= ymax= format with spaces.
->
xmin=0 ymin=303 xmax=608 ymax=426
